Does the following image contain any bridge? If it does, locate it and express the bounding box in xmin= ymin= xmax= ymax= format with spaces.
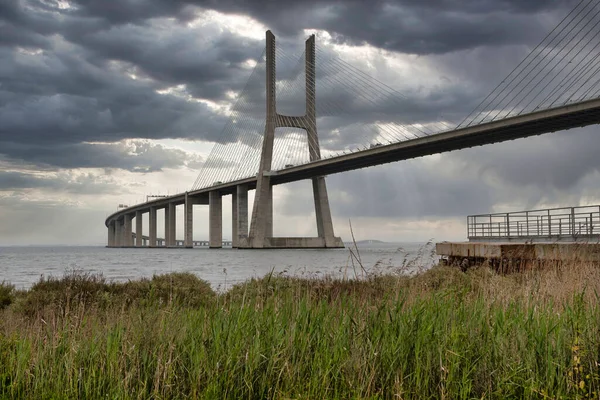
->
xmin=105 ymin=2 xmax=600 ymax=249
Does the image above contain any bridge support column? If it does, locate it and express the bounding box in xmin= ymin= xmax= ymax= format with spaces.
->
xmin=149 ymin=206 xmax=157 ymax=247
xmin=232 ymin=191 xmax=238 ymax=248
xmin=164 ymin=207 xmax=170 ymax=247
xmin=124 ymin=214 xmax=133 ymax=247
xmin=305 ymin=35 xmax=341 ymax=248
xmin=209 ymin=190 xmax=222 ymax=248
xmin=247 ymin=31 xmax=276 ymax=249
xmin=115 ymin=219 xmax=123 ymax=247
xmin=232 ymin=184 xmax=248 ymax=248
xmin=107 ymin=221 xmax=116 ymax=247
xmin=266 ymin=185 xmax=273 ymax=238
xmin=312 ymin=177 xmax=337 ymax=246
xmin=167 ymin=203 xmax=176 ymax=247
xmin=243 ymin=31 xmax=343 ymax=249
xmin=184 ymin=193 xmax=194 ymax=248
xmin=135 ymin=211 xmax=143 ymax=247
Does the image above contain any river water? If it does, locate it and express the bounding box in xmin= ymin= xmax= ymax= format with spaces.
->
xmin=0 ymin=242 xmax=437 ymax=291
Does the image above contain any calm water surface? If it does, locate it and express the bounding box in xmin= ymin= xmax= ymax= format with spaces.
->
xmin=0 ymin=243 xmax=436 ymax=291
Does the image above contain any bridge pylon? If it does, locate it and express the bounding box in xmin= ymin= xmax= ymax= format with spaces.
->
xmin=239 ymin=31 xmax=344 ymax=249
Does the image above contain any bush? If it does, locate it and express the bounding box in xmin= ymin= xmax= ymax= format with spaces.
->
xmin=16 ymin=270 xmax=110 ymax=316
xmin=225 ymin=272 xmax=407 ymax=306
xmin=115 ymin=272 xmax=215 ymax=308
xmin=12 ymin=270 xmax=216 ymax=317
xmin=0 ymin=281 xmax=14 ymax=309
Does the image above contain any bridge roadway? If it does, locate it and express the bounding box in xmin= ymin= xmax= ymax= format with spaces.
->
xmin=105 ymin=97 xmax=600 ymax=245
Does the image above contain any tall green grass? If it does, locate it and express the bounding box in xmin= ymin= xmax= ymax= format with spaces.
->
xmin=1 ymin=264 xmax=600 ymax=398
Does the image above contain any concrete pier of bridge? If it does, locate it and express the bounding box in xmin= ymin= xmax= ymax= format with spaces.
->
xmin=240 ymin=31 xmax=343 ymax=249
xmin=232 ymin=184 xmax=249 ymax=248
xmin=209 ymin=191 xmax=222 ymax=248
xmin=135 ymin=211 xmax=142 ymax=247
xmin=149 ymin=206 xmax=157 ymax=247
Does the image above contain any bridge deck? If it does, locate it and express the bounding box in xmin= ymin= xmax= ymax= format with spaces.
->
xmin=106 ymin=98 xmax=600 ymax=227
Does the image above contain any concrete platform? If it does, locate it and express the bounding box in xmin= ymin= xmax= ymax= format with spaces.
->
xmin=436 ymin=241 xmax=600 ymax=270
xmin=238 ymin=237 xmax=345 ymax=249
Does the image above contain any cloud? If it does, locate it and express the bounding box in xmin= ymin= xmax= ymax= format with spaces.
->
xmin=279 ymin=126 xmax=600 ymax=220
xmin=182 ymin=0 xmax=577 ymax=54
xmin=1 ymin=140 xmax=203 ymax=172
xmin=0 ymin=170 xmax=125 ymax=194
xmin=1 ymin=0 xmax=599 ymax=246
xmin=0 ymin=192 xmax=111 ymax=245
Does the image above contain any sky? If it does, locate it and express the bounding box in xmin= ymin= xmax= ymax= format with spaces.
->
xmin=2 ymin=0 xmax=599 ymax=245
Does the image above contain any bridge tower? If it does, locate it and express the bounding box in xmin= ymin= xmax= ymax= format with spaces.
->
xmin=239 ymin=31 xmax=344 ymax=248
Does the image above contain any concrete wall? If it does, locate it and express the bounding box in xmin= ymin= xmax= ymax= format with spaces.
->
xmin=209 ymin=191 xmax=222 ymax=248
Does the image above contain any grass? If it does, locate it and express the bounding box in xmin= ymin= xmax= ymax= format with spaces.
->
xmin=1 ymin=262 xmax=600 ymax=398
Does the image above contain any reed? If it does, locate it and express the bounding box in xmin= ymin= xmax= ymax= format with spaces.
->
xmin=1 ymin=262 xmax=600 ymax=399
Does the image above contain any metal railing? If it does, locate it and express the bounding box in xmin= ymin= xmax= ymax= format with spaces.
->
xmin=468 ymin=205 xmax=600 ymax=242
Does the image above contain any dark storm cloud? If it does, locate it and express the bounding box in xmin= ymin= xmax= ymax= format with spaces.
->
xmin=0 ymin=0 xmax=589 ymax=178
xmin=453 ymin=126 xmax=600 ymax=192
xmin=0 ymin=0 xmax=264 ymax=168
xmin=203 ymin=0 xmax=576 ymax=54
xmin=280 ymin=156 xmax=495 ymax=219
xmin=0 ymin=140 xmax=202 ymax=172
xmin=60 ymin=0 xmax=576 ymax=54
xmin=0 ymin=170 xmax=124 ymax=194
xmin=2 ymin=0 xmax=600 ymax=246
xmin=279 ymin=125 xmax=600 ymax=220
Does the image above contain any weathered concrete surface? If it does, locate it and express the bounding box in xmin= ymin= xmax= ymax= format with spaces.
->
xmin=232 ymin=191 xmax=238 ymax=248
xmin=209 ymin=191 xmax=222 ymax=248
xmin=264 ymin=237 xmax=344 ymax=248
xmin=232 ymin=185 xmax=249 ymax=248
xmin=149 ymin=206 xmax=157 ymax=247
xmin=124 ymin=214 xmax=133 ymax=247
xmin=265 ymin=184 xmax=273 ymax=238
xmin=164 ymin=208 xmax=170 ymax=247
xmin=135 ymin=211 xmax=143 ymax=247
xmin=247 ymin=31 xmax=277 ymax=249
xmin=167 ymin=203 xmax=176 ymax=247
xmin=184 ymin=193 xmax=194 ymax=248
xmin=115 ymin=219 xmax=123 ymax=247
xmin=107 ymin=221 xmax=115 ymax=247
xmin=437 ymin=241 xmax=600 ymax=262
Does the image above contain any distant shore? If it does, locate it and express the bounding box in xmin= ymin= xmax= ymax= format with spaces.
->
xmin=2 ymin=261 xmax=600 ymax=398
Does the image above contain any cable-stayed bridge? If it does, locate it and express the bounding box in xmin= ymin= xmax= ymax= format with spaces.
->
xmin=106 ymin=0 xmax=600 ymax=248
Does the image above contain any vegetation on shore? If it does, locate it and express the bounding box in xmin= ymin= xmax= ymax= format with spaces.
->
xmin=1 ymin=260 xmax=600 ymax=399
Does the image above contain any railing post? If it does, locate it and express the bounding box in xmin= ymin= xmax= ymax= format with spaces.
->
xmin=559 ymin=219 xmax=562 ymax=235
xmin=467 ymin=216 xmax=470 ymax=239
xmin=586 ymin=217 xmax=590 ymax=235
xmin=526 ymin=211 xmax=529 ymax=236
xmin=506 ymin=213 xmax=510 ymax=237
xmin=571 ymin=207 xmax=575 ymax=236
